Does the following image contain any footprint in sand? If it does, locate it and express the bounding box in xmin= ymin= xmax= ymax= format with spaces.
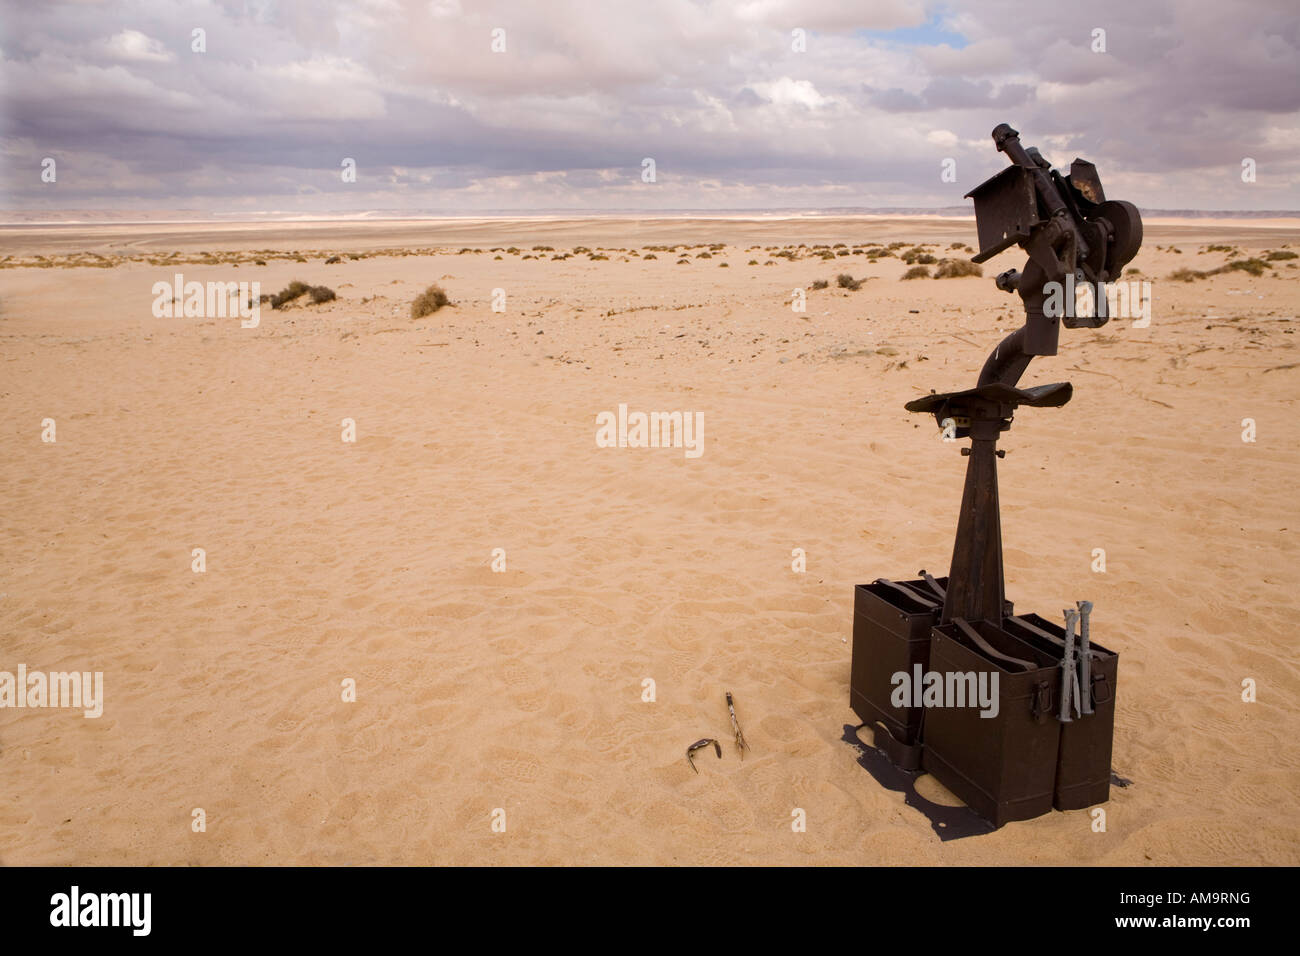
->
xmin=668 ymin=651 xmax=696 ymax=677
xmin=503 ymin=660 xmax=549 ymax=711
xmin=758 ymin=714 xmax=820 ymax=756
xmin=359 ymin=661 xmax=403 ymax=684
xmin=580 ymin=660 xmax=622 ymax=682
xmin=553 ymin=701 xmax=595 ymax=736
xmin=427 ymin=601 xmax=483 ymax=621
xmin=268 ymin=709 xmax=306 ymax=734
xmin=485 ymin=748 xmax=542 ymax=784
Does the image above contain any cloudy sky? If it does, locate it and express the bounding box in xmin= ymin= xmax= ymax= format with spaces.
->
xmin=2 ymin=0 xmax=1297 ymax=214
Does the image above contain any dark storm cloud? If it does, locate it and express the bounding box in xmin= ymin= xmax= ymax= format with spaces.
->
xmin=1 ymin=0 xmax=1296 ymax=212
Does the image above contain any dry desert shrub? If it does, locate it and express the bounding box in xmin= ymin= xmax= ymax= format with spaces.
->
xmin=264 ymin=281 xmax=336 ymax=308
xmin=933 ymin=258 xmax=982 ymax=279
xmin=262 ymin=282 xmax=332 ymax=308
xmin=267 ymin=281 xmax=309 ymax=307
xmin=411 ymin=284 xmax=450 ymax=318
xmin=1220 ymin=258 xmax=1270 ymax=276
xmin=1168 ymin=258 xmax=1272 ymax=281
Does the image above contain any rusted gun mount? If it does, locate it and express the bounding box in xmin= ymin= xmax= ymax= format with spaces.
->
xmin=967 ymin=123 xmax=1143 ymax=360
xmin=905 ymin=380 xmax=1071 ymax=626
xmin=849 ymin=124 xmax=1137 ymax=828
xmin=913 ymin=124 xmax=1143 ymax=625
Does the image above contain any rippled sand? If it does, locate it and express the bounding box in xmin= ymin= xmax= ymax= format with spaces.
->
xmin=1 ymin=217 xmax=1297 ymax=864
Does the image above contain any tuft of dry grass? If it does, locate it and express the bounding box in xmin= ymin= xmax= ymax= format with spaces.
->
xmin=901 ymin=265 xmax=930 ymax=280
xmin=264 ymin=281 xmax=336 ymax=308
xmin=267 ymin=281 xmax=310 ymax=308
xmin=410 ymin=284 xmax=450 ymax=318
xmin=1167 ymin=258 xmax=1273 ymax=281
xmin=1220 ymin=258 xmax=1270 ymax=276
xmin=933 ymin=258 xmax=982 ymax=279
xmin=836 ymin=273 xmax=862 ymax=291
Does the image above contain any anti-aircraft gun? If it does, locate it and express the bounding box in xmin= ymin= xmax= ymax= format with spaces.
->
xmin=907 ymin=123 xmax=1143 ymax=625
xmin=849 ymin=124 xmax=1138 ymax=828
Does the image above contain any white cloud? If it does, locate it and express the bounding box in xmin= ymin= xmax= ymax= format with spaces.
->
xmin=1 ymin=0 xmax=1296 ymax=211
xmin=103 ymin=29 xmax=174 ymax=64
xmin=752 ymin=77 xmax=833 ymax=110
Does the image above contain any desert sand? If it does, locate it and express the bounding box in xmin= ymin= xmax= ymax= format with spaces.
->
xmin=1 ymin=216 xmax=1297 ymax=865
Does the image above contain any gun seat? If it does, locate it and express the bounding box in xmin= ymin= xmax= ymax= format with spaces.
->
xmin=905 ymin=382 xmax=1072 ymax=437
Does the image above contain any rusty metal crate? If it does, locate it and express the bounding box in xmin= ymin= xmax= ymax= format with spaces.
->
xmin=851 ymin=575 xmax=1012 ymax=770
xmin=1004 ymin=612 xmax=1118 ymax=810
xmin=850 ymin=578 xmax=944 ymax=753
xmin=922 ymin=619 xmax=1060 ymax=827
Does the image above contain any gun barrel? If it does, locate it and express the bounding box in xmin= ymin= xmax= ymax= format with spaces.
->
xmin=992 ymin=124 xmax=1068 ymax=219
xmin=992 ymin=124 xmax=1031 ymax=166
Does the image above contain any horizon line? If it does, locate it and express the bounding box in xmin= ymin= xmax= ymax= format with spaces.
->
xmin=4 ymin=206 xmax=1299 ymax=228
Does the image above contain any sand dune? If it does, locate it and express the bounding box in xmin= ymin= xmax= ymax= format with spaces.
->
xmin=1 ymin=218 xmax=1297 ymax=865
